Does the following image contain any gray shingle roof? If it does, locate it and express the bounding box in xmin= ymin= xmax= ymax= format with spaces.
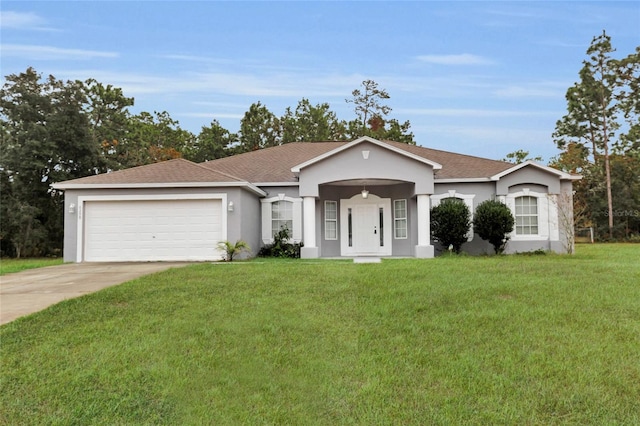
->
xmin=199 ymin=141 xmax=513 ymax=182
xmin=57 ymin=158 xmax=244 ymax=185
xmin=54 ymin=140 xmax=516 ymax=187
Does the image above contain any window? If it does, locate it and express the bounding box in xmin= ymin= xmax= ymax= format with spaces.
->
xmin=325 ymin=201 xmax=337 ymax=240
xmin=393 ymin=199 xmax=407 ymax=239
xmin=272 ymin=200 xmax=293 ymax=237
xmin=379 ymin=207 xmax=384 ymax=246
xmin=348 ymin=208 xmax=353 ymax=247
xmin=515 ymin=196 xmax=538 ymax=235
xmin=261 ymin=196 xmax=302 ymax=243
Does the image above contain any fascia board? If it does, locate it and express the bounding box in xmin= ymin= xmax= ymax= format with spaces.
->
xmin=490 ymin=160 xmax=581 ymax=181
xmin=435 ymin=178 xmax=493 ymax=183
xmin=51 ymin=181 xmax=267 ymax=196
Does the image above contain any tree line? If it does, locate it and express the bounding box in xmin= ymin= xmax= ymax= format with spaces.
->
xmin=0 ymin=73 xmax=412 ymax=257
xmin=551 ymin=31 xmax=639 ymax=241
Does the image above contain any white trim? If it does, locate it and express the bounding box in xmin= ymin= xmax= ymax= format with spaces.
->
xmin=431 ymin=191 xmax=475 ymax=241
xmin=52 ymin=181 xmax=267 ymax=196
xmin=491 ymin=161 xmax=581 ymax=181
xmin=253 ymin=182 xmax=299 ymax=187
xmin=291 ymin=136 xmax=442 ymax=172
xmin=435 ymin=178 xmax=492 ymax=183
xmin=75 ymin=193 xmax=227 ymax=263
xmin=260 ymin=195 xmax=303 ymax=244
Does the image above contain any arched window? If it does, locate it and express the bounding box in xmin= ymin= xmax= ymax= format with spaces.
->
xmin=261 ymin=195 xmax=302 ymax=243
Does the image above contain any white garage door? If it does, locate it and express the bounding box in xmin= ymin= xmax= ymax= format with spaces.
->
xmin=83 ymin=199 xmax=223 ymax=262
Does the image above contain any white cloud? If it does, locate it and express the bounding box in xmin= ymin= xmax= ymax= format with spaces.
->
xmin=494 ymin=83 xmax=566 ymax=98
xmin=0 ymin=11 xmax=57 ymax=31
xmin=416 ymin=53 xmax=494 ymax=65
xmin=1 ymin=44 xmax=118 ymax=60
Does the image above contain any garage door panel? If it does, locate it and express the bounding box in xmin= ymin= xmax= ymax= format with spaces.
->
xmin=84 ymin=199 xmax=223 ymax=262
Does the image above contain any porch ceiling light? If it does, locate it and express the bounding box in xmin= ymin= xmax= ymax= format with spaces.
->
xmin=361 ymin=186 xmax=369 ymax=199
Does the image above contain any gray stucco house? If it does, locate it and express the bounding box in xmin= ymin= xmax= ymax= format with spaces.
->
xmin=52 ymin=136 xmax=580 ymax=262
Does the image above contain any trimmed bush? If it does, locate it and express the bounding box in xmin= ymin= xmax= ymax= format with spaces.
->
xmin=474 ymin=200 xmax=515 ymax=254
xmin=431 ymin=198 xmax=471 ymax=254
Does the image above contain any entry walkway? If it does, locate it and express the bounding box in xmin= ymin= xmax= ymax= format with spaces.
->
xmin=0 ymin=262 xmax=190 ymax=325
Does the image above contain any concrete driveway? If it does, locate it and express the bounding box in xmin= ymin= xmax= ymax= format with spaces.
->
xmin=0 ymin=262 xmax=191 ymax=325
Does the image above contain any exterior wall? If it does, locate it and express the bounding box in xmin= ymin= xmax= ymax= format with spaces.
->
xmin=431 ymin=179 xmax=575 ymax=255
xmin=496 ymin=167 xmax=561 ymax=195
xmin=298 ymin=141 xmax=434 ymax=197
xmin=431 ymin=181 xmax=497 ymax=255
xmin=231 ymin=189 xmax=262 ymax=259
xmin=61 ymin=187 xmax=256 ymax=262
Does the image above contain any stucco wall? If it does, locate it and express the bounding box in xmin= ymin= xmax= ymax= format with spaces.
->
xmin=298 ymin=141 xmax=435 ymax=197
xmin=496 ymin=167 xmax=561 ymax=195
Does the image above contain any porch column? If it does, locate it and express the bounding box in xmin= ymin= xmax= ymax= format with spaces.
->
xmin=301 ymin=196 xmax=319 ymax=258
xmin=415 ymin=194 xmax=435 ymax=258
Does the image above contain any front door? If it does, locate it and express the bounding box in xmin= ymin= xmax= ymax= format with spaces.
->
xmin=340 ymin=194 xmax=392 ymax=256
xmin=354 ymin=204 xmax=381 ymax=254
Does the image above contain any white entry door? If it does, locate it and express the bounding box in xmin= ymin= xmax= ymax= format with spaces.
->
xmin=354 ymin=204 xmax=381 ymax=254
xmin=340 ymin=194 xmax=392 ymax=256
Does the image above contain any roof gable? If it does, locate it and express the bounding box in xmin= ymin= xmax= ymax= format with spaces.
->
xmin=291 ymin=136 xmax=442 ymax=173
xmin=491 ymin=160 xmax=581 ymax=181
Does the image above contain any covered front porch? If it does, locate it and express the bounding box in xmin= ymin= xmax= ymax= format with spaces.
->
xmin=299 ymin=179 xmax=434 ymax=259
xmin=290 ymin=136 xmax=441 ymax=259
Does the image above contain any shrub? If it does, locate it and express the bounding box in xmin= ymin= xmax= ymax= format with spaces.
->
xmin=474 ymin=200 xmax=515 ymax=254
xmin=258 ymin=226 xmax=303 ymax=258
xmin=431 ymin=198 xmax=471 ymax=254
xmin=217 ymin=240 xmax=250 ymax=261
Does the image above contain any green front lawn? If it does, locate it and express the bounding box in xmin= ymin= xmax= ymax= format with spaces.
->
xmin=0 ymin=257 xmax=63 ymax=275
xmin=1 ymin=244 xmax=639 ymax=424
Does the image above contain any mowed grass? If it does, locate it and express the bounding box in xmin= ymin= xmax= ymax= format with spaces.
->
xmin=0 ymin=257 xmax=63 ymax=275
xmin=1 ymin=245 xmax=639 ymax=425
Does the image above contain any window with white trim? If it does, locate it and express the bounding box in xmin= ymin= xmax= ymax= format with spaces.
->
xmin=272 ymin=200 xmax=293 ymax=237
xmin=515 ymin=196 xmax=538 ymax=235
xmin=505 ymin=190 xmax=556 ymax=241
xmin=393 ymin=199 xmax=407 ymax=239
xmin=325 ymin=201 xmax=337 ymax=240
xmin=261 ymin=195 xmax=302 ymax=243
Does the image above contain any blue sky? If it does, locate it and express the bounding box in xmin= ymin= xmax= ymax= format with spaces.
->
xmin=1 ymin=1 xmax=638 ymax=162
